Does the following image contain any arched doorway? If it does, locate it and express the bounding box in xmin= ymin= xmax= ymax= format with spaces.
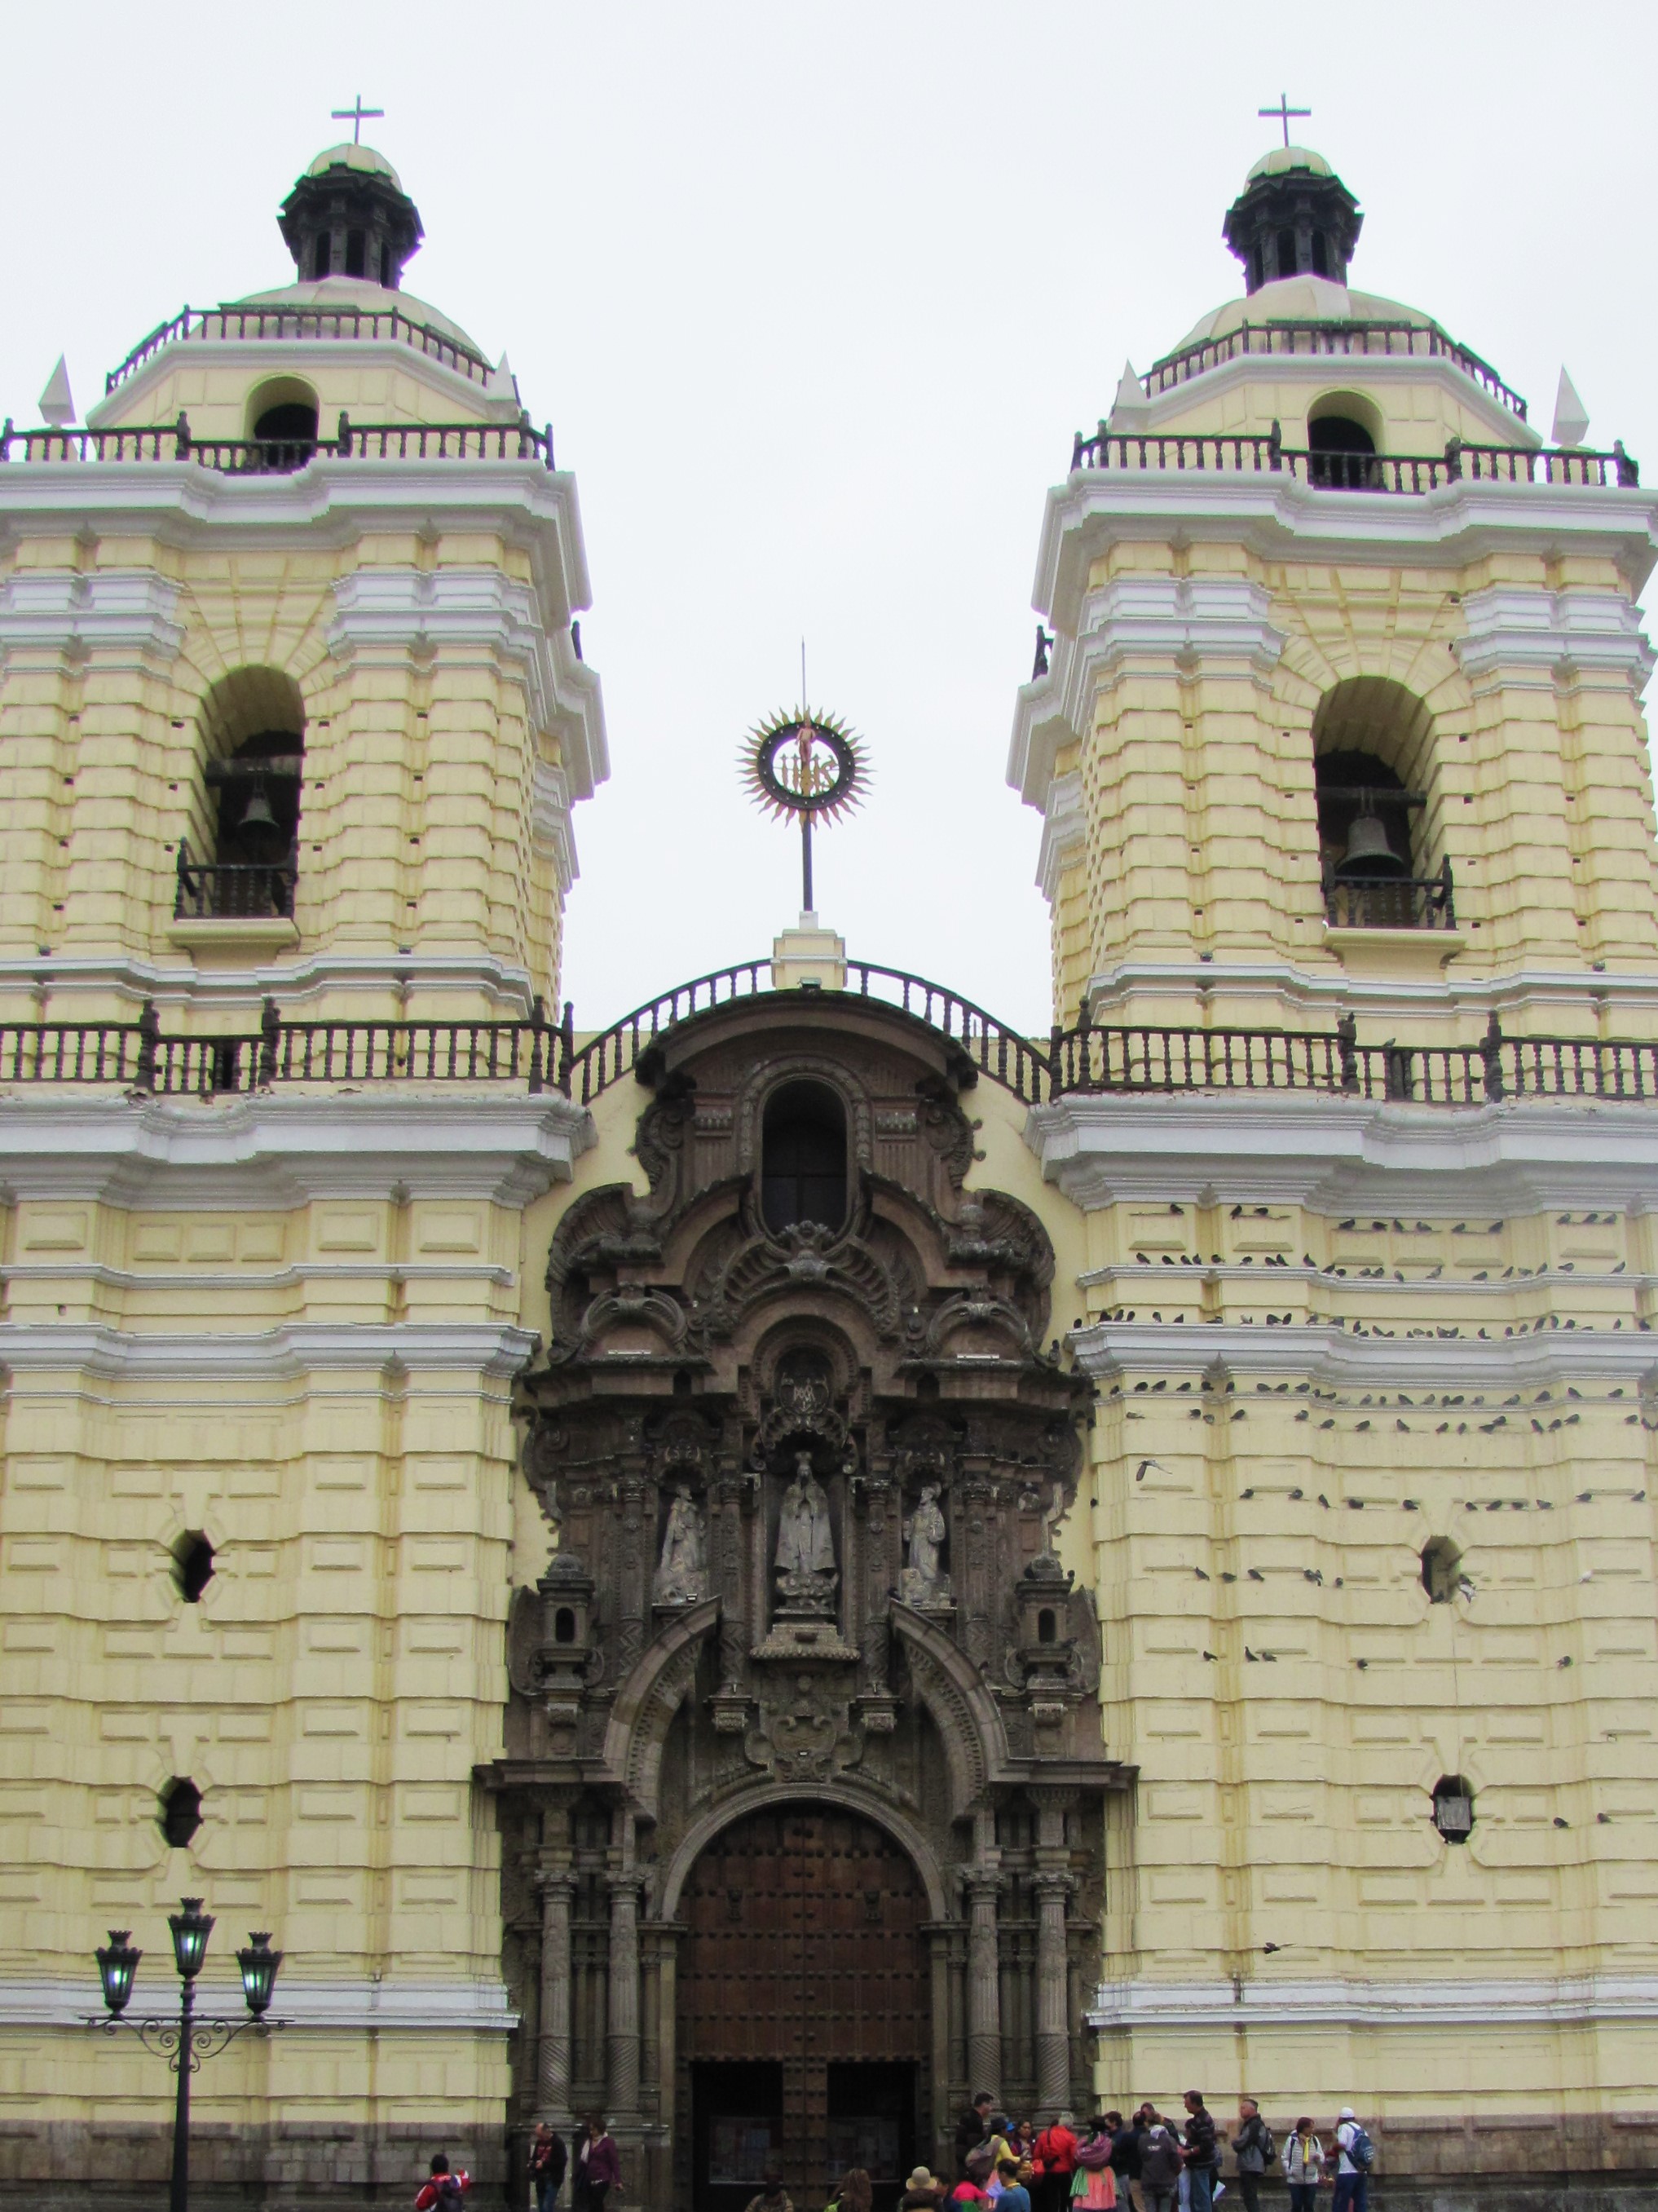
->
xmin=678 ymin=1804 xmax=929 ymax=2212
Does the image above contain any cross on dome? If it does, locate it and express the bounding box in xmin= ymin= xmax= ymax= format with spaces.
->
xmin=330 ymin=95 xmax=384 ymax=145
xmin=1258 ymin=92 xmax=1311 ymax=147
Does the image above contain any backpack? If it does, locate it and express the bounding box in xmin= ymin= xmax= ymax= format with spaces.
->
xmin=1257 ymin=2125 xmax=1277 ymax=2171
xmin=1347 ymin=2126 xmax=1374 ymax=2172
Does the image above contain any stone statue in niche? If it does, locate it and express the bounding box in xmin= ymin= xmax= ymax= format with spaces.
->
xmin=900 ymin=1481 xmax=951 ymax=1606
xmin=774 ymin=1450 xmax=838 ymax=1615
xmin=653 ymin=1482 xmax=707 ymax=1605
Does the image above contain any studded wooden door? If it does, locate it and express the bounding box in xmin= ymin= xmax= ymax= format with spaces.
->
xmin=679 ymin=1806 xmax=928 ymax=2212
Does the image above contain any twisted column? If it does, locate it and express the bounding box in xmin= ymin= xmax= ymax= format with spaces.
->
xmin=606 ymin=1871 xmax=645 ymax=2121
xmin=536 ymin=1869 xmax=575 ymax=2121
xmin=963 ymin=1869 xmax=1003 ymax=2095
xmin=1032 ymin=1870 xmax=1072 ymax=2117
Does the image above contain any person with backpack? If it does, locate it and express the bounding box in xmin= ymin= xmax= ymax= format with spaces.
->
xmin=414 ymin=2153 xmax=470 ymax=2211
xmin=1327 ymin=2108 xmax=1373 ymax=2212
xmin=1138 ymin=2121 xmax=1181 ymax=2212
xmin=1071 ymin=2120 xmax=1118 ymax=2211
xmin=1281 ymin=2122 xmax=1321 ymax=2212
xmin=1229 ymin=2100 xmax=1274 ymax=2212
xmin=1033 ymin=2113 xmax=1079 ymax=2212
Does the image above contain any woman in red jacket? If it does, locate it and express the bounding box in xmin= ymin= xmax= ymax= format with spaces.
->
xmin=1033 ymin=2117 xmax=1078 ymax=2212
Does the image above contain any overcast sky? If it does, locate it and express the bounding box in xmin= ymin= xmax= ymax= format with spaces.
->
xmin=2 ymin=1 xmax=1654 ymax=1031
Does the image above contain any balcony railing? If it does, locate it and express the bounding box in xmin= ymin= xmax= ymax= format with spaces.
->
xmin=103 ymin=302 xmax=496 ymax=396
xmin=174 ymin=841 xmax=297 ymax=921
xmin=1067 ymin=426 xmax=1640 ymax=491
xmin=1141 ymin=319 xmax=1528 ymax=419
xmin=0 ymin=413 xmax=556 ymax=470
xmin=0 ymin=982 xmax=1656 ymax=1112
xmin=1322 ymin=859 xmax=1456 ymax=931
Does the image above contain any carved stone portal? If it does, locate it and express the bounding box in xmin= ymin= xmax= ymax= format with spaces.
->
xmin=483 ymin=992 xmax=1125 ymax=2212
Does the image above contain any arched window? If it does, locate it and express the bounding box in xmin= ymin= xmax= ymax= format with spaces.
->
xmin=1432 ymin=1775 xmax=1474 ymax=1844
xmin=1038 ymin=1609 xmax=1057 ymax=1645
xmin=554 ymin=1607 xmax=577 ymax=1645
xmin=1275 ymin=227 xmax=1298 ymax=278
xmin=179 ymin=667 xmax=305 ymax=924
xmin=1421 ymin=1536 xmax=1463 ymax=1604
xmin=161 ymin=1777 xmax=203 ymax=1849
xmin=345 ymin=227 xmax=367 ymax=278
xmin=313 ymin=232 xmax=332 ymax=279
xmin=1311 ymin=230 xmax=1330 ymax=277
xmin=761 ymin=1081 xmax=848 ymax=1234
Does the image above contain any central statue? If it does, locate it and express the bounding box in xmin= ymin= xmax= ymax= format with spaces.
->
xmin=775 ymin=1450 xmax=836 ymax=1576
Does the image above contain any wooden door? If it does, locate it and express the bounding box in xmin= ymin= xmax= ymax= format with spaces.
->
xmin=680 ymin=1806 xmax=928 ymax=2212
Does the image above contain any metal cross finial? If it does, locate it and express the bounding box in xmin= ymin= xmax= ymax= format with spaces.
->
xmin=330 ymin=95 xmax=384 ymax=144
xmin=1258 ymin=92 xmax=1311 ymax=147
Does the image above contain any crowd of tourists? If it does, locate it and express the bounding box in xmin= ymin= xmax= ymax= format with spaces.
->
xmin=884 ymin=2098 xmax=1375 ymax=2212
xmin=760 ymin=2095 xmax=1373 ymax=2212
xmin=428 ymin=2093 xmax=1374 ymax=2212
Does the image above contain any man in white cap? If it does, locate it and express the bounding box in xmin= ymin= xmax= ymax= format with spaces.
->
xmin=1327 ymin=2108 xmax=1371 ymax=2212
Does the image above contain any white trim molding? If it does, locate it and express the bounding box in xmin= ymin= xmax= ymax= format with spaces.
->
xmin=1078 ymin=954 xmax=1658 ymax=1027
xmin=0 ymin=1974 xmax=516 ymax=2034
xmin=1027 ymin=1090 xmax=1658 ymax=1214
xmin=1032 ymin=474 xmax=1658 ymax=641
xmin=0 ymin=1089 xmax=594 ymax=1208
xmin=1068 ymin=1318 xmax=1658 ymax=1390
xmin=0 ymin=1319 xmax=540 ymax=1384
xmin=1087 ymin=1974 xmax=1658 ymax=2032
xmin=328 ymin=566 xmax=607 ymax=800
xmin=1454 ymin=585 xmax=1654 ymax=694
xmin=0 ymin=570 xmax=184 ymax=669
xmin=0 ymin=947 xmax=546 ymax=1020
xmin=1036 ymin=770 xmax=1085 ymax=901
xmin=531 ymin=758 xmax=580 ymax=893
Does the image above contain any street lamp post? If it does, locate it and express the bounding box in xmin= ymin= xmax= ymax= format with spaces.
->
xmin=93 ymin=1899 xmax=283 ymax=2212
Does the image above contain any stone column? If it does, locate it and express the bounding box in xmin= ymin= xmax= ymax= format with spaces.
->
xmin=536 ymin=1869 xmax=575 ymax=2121
xmin=606 ymin=1871 xmax=644 ymax=2121
xmin=963 ymin=1870 xmax=1003 ymax=2097
xmin=1032 ymin=1870 xmax=1073 ymax=2117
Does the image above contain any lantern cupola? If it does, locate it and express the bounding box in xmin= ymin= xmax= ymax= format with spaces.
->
xmin=1222 ymin=144 xmax=1363 ymax=293
xmin=278 ymin=141 xmax=424 ymax=289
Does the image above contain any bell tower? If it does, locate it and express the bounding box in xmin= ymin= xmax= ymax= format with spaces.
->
xmin=1010 ymin=147 xmax=1658 ymax=1044
xmin=0 ymin=140 xmax=606 ymax=1037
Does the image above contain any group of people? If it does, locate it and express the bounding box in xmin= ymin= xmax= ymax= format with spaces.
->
xmin=521 ymin=2114 xmax=622 ymax=2212
xmin=443 ymin=2093 xmax=1370 ymax=2212
xmin=908 ymin=2095 xmax=1374 ymax=2212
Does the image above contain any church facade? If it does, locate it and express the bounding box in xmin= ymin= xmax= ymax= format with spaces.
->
xmin=2 ymin=134 xmax=1658 ymax=2211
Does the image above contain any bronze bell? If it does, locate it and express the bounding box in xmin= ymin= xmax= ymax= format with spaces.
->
xmin=1336 ymin=810 xmax=1407 ymax=881
xmin=236 ymin=779 xmax=277 ymax=837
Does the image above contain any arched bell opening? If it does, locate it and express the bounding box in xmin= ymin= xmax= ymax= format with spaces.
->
xmin=1312 ymin=677 xmax=1450 ymax=929
xmin=245 ymin=376 xmax=320 ymax=474
xmin=1307 ymin=390 xmax=1383 ymax=489
xmin=180 ymin=667 xmax=306 ymax=925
